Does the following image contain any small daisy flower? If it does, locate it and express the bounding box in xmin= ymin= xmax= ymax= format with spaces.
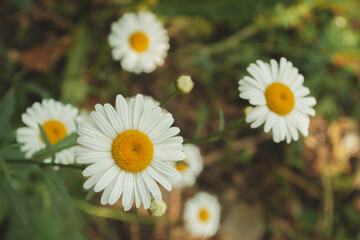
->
xmin=184 ymin=192 xmax=221 ymax=238
xmin=16 ymin=99 xmax=79 ymax=164
xmin=172 ymin=144 xmax=203 ymax=189
xmin=176 ymin=75 xmax=194 ymax=94
xmin=76 ymin=94 xmax=184 ymax=211
xmin=238 ymin=57 xmax=317 ymax=143
xmin=108 ymin=12 xmax=169 ymax=74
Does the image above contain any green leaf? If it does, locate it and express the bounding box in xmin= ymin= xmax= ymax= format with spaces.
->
xmin=85 ymin=188 xmax=95 ymax=201
xmin=218 ymin=109 xmax=225 ymax=131
xmin=38 ymin=124 xmax=56 ymax=162
xmin=193 ymin=105 xmax=209 ymax=138
xmin=0 ymin=160 xmax=28 ymax=225
xmin=32 ymin=132 xmax=78 ymax=161
xmin=61 ymin=23 xmax=89 ymax=105
xmin=0 ymin=89 xmax=15 ymax=142
xmin=44 ymin=168 xmax=73 ymax=211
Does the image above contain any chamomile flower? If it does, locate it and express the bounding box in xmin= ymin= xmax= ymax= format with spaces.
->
xmin=108 ymin=12 xmax=169 ymax=74
xmin=238 ymin=57 xmax=317 ymax=143
xmin=76 ymin=94 xmax=184 ymax=211
xmin=16 ymin=99 xmax=79 ymax=164
xmin=184 ymin=192 xmax=221 ymax=238
xmin=172 ymin=144 xmax=203 ymax=188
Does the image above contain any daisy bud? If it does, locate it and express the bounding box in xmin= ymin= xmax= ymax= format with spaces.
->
xmin=149 ymin=199 xmax=167 ymax=217
xmin=176 ymin=75 xmax=194 ymax=94
xmin=244 ymin=106 xmax=254 ymax=117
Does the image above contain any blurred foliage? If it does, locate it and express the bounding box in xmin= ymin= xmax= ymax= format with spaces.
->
xmin=1 ymin=0 xmax=360 ymax=239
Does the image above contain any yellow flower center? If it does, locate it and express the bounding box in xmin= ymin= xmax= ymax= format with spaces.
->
xmin=198 ymin=208 xmax=210 ymax=222
xmin=265 ymin=82 xmax=295 ymax=115
xmin=175 ymin=159 xmax=188 ymax=172
xmin=41 ymin=120 xmax=67 ymax=145
xmin=129 ymin=32 xmax=149 ymax=52
xmin=112 ymin=130 xmax=154 ymax=173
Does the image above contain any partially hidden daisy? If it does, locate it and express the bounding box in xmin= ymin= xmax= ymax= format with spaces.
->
xmin=184 ymin=192 xmax=221 ymax=238
xmin=108 ymin=12 xmax=169 ymax=74
xmin=238 ymin=57 xmax=317 ymax=143
xmin=16 ymin=99 xmax=79 ymax=164
xmin=76 ymin=94 xmax=184 ymax=211
xmin=172 ymin=144 xmax=203 ymax=189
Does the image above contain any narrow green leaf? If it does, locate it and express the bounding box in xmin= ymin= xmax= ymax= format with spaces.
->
xmin=0 ymin=157 xmax=11 ymax=182
xmin=46 ymin=168 xmax=73 ymax=211
xmin=218 ymin=109 xmax=225 ymax=131
xmin=0 ymin=89 xmax=15 ymax=141
xmin=32 ymin=132 xmax=78 ymax=161
xmin=61 ymin=23 xmax=89 ymax=105
xmin=0 ymin=168 xmax=28 ymax=225
xmin=85 ymin=188 xmax=95 ymax=201
xmin=38 ymin=124 xmax=56 ymax=162
xmin=193 ymin=105 xmax=209 ymax=138
xmin=42 ymin=168 xmax=60 ymax=214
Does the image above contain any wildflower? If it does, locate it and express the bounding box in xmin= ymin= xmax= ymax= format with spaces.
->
xmin=184 ymin=192 xmax=221 ymax=238
xmin=238 ymin=57 xmax=316 ymax=143
xmin=76 ymin=94 xmax=184 ymax=211
xmin=172 ymin=144 xmax=203 ymax=188
xmin=108 ymin=12 xmax=169 ymax=74
xmin=16 ymin=99 xmax=78 ymax=164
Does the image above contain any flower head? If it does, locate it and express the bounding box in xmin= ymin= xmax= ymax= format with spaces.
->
xmin=76 ymin=94 xmax=184 ymax=211
xmin=171 ymin=144 xmax=203 ymax=188
xmin=108 ymin=12 xmax=169 ymax=74
xmin=184 ymin=192 xmax=221 ymax=238
xmin=238 ymin=57 xmax=317 ymax=143
xmin=16 ymin=99 xmax=79 ymax=164
xmin=176 ymin=75 xmax=194 ymax=94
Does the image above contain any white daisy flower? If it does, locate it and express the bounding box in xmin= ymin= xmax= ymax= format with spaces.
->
xmin=238 ymin=57 xmax=317 ymax=143
xmin=184 ymin=192 xmax=221 ymax=238
xmin=108 ymin=12 xmax=169 ymax=74
xmin=16 ymin=99 xmax=79 ymax=164
xmin=76 ymin=94 xmax=184 ymax=211
xmin=172 ymin=144 xmax=203 ymax=189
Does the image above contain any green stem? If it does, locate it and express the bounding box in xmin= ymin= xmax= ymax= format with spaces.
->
xmin=159 ymin=90 xmax=179 ymax=108
xmin=5 ymin=159 xmax=84 ymax=170
xmin=321 ymin=169 xmax=334 ymax=238
xmin=73 ymin=198 xmax=176 ymax=224
xmin=184 ymin=118 xmax=245 ymax=144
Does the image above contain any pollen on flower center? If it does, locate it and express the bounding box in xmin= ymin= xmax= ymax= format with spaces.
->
xmin=112 ymin=130 xmax=154 ymax=173
xmin=198 ymin=208 xmax=210 ymax=222
xmin=41 ymin=120 xmax=67 ymax=144
xmin=129 ymin=32 xmax=149 ymax=52
xmin=265 ymin=82 xmax=295 ymax=115
xmin=176 ymin=159 xmax=188 ymax=172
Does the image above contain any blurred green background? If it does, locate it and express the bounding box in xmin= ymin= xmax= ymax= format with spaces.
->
xmin=1 ymin=0 xmax=360 ymax=239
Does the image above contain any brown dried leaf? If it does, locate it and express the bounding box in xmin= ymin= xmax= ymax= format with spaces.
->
xmin=18 ymin=35 xmax=71 ymax=72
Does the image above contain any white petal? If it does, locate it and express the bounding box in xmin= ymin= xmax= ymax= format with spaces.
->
xmin=94 ymin=165 xmax=119 ymax=192
xmin=122 ymin=172 xmax=134 ymax=210
xmin=141 ymin=170 xmax=162 ymax=202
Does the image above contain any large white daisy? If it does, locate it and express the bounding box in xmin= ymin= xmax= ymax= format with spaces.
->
xmin=171 ymin=144 xmax=203 ymax=189
xmin=108 ymin=12 xmax=169 ymax=74
xmin=184 ymin=192 xmax=221 ymax=238
xmin=16 ymin=99 xmax=79 ymax=164
xmin=238 ymin=57 xmax=317 ymax=143
xmin=76 ymin=94 xmax=184 ymax=211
